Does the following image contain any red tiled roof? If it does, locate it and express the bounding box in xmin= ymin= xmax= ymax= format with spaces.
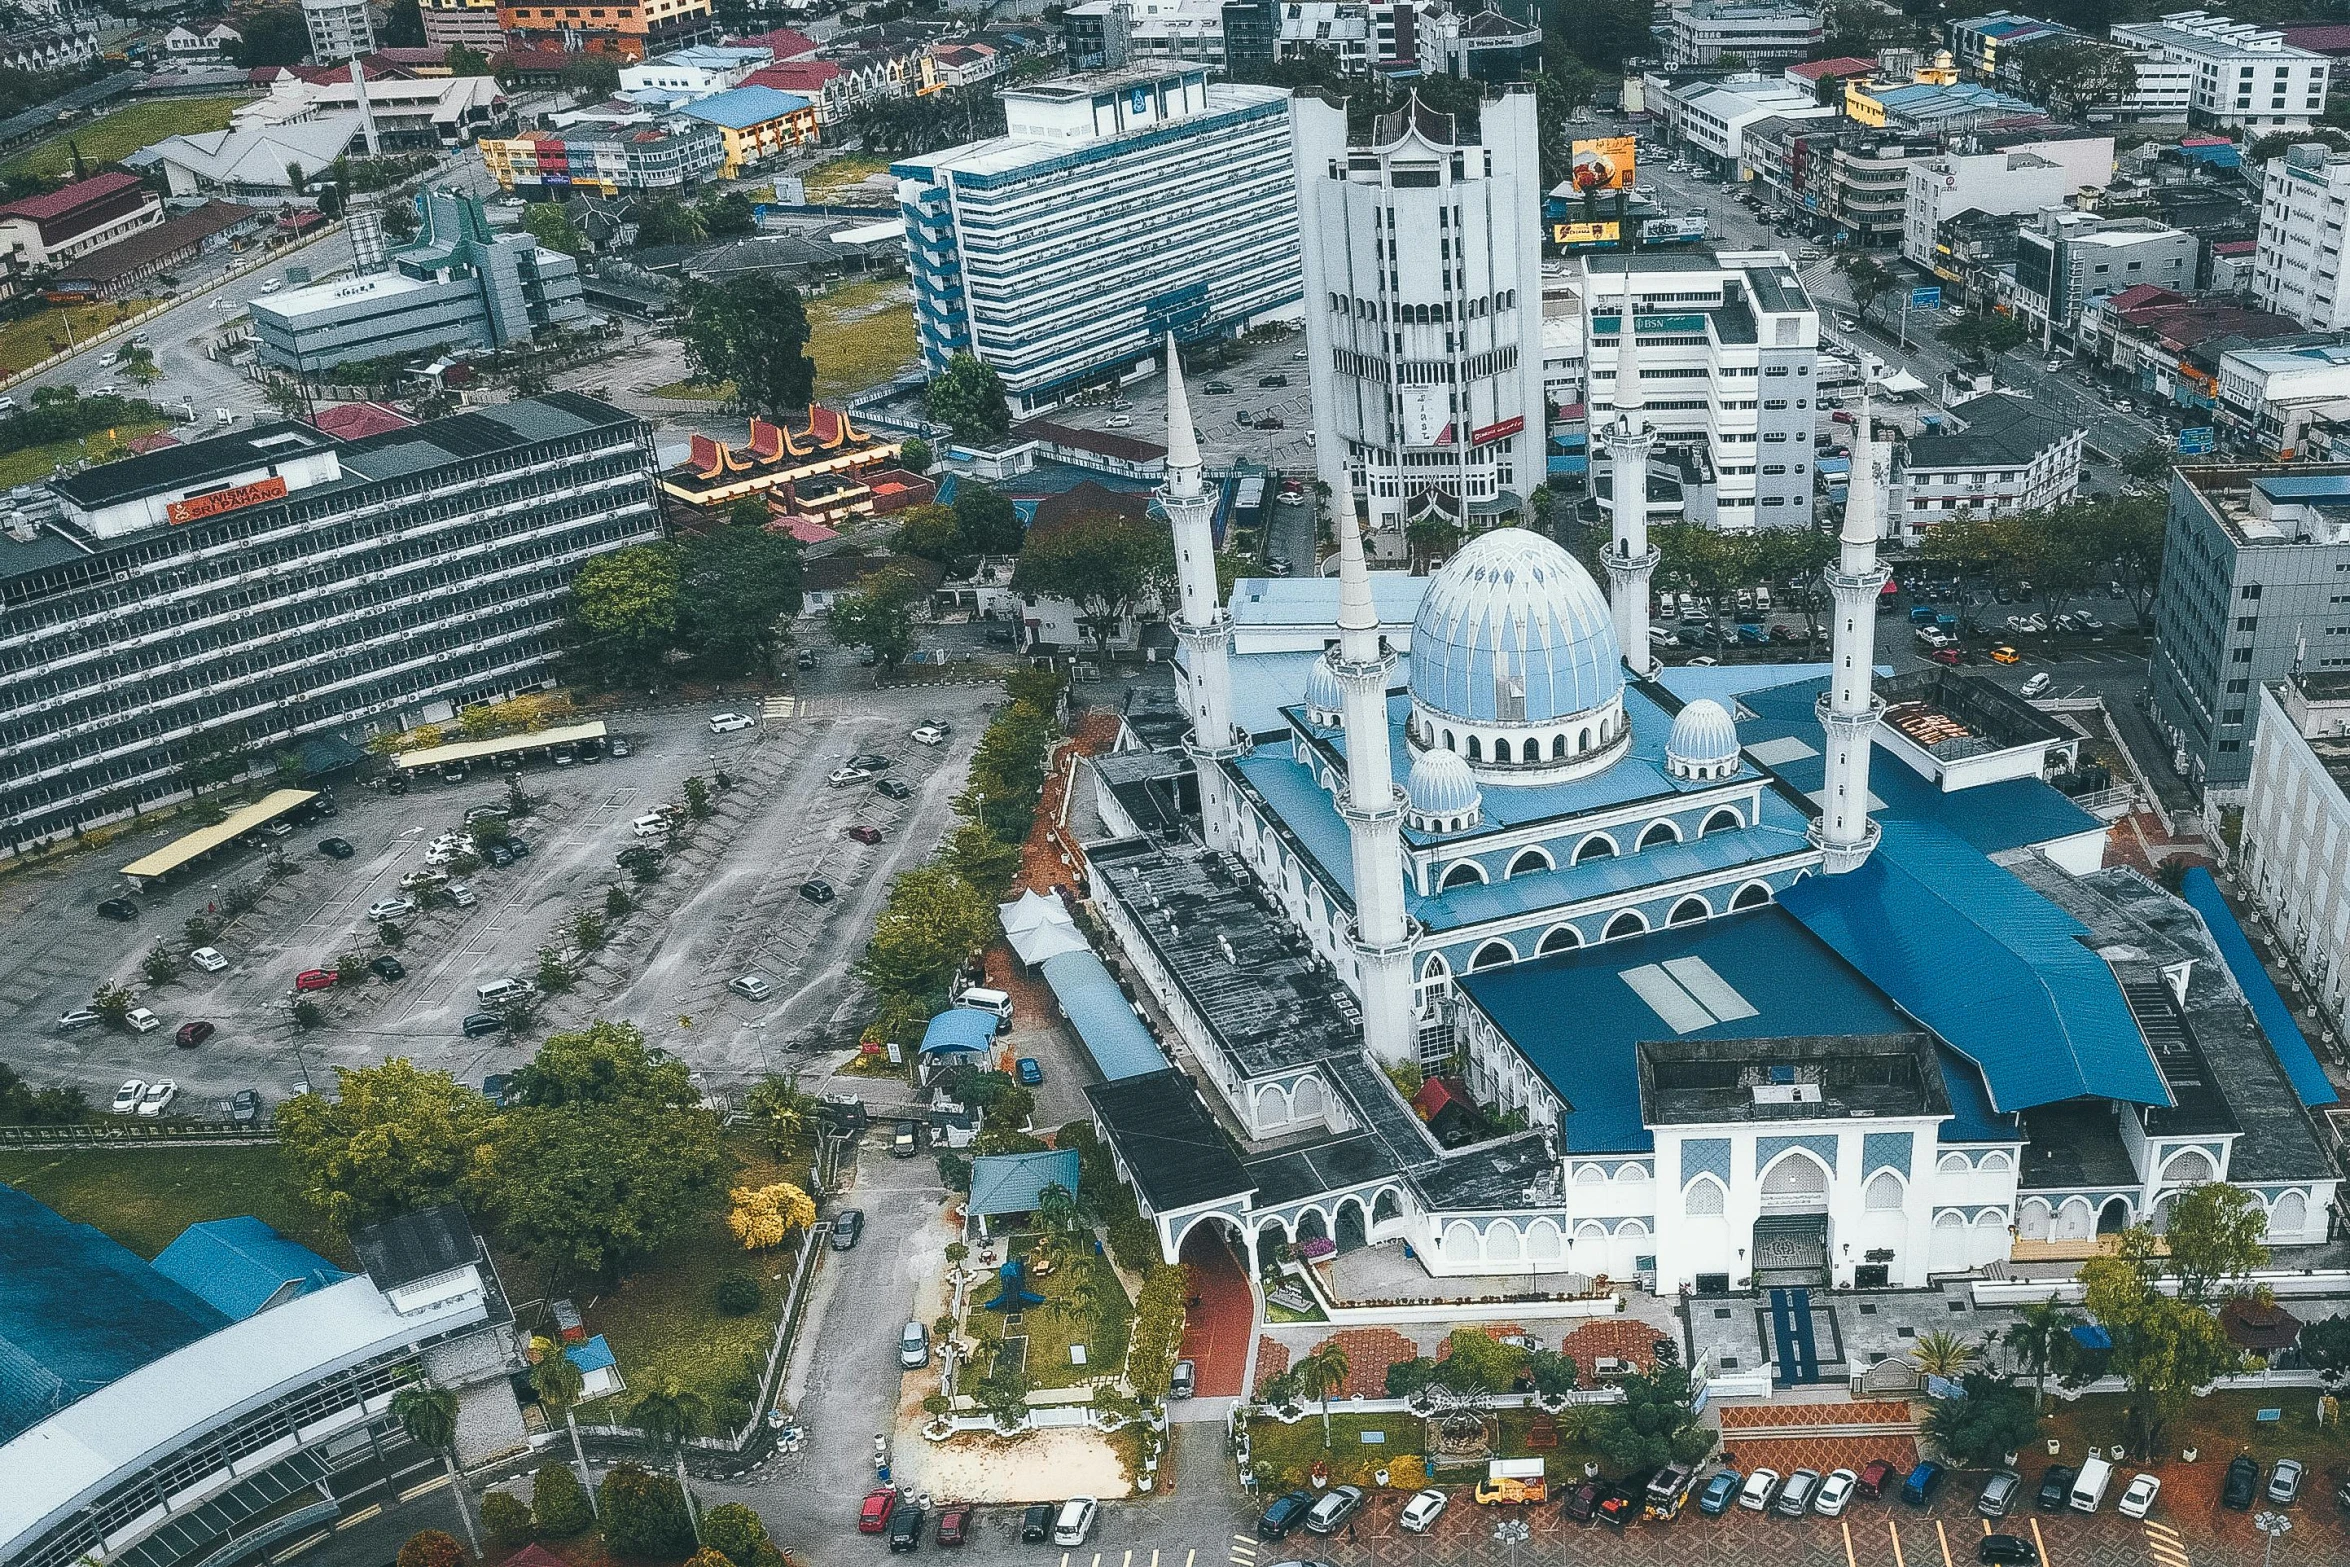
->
xmin=765 ymin=514 xmax=839 ymax=544
xmin=2281 ymin=23 xmax=2350 ymax=52
xmin=310 ymin=401 xmax=417 ymax=441
xmin=2211 ymin=239 xmax=2258 ymax=255
xmin=746 ymin=61 xmax=841 ymax=91
xmin=730 ymin=27 xmax=818 ymax=59
xmin=2105 ymin=284 xmax=2179 ymax=312
xmin=1012 ymin=416 xmax=1167 ymax=466
xmin=1787 ymin=55 xmax=1875 ymax=80
xmin=127 ymin=433 xmax=181 ymax=455
xmin=0 ymin=172 xmax=144 ymax=224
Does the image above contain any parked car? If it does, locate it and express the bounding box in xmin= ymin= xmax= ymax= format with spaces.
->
xmin=1020 ymin=1504 xmax=1054 ymax=1543
xmin=112 ymin=1078 xmax=147 ymax=1114
xmin=1169 ymin=1357 xmax=1195 ymax=1399
xmin=827 ymin=766 xmax=872 ymax=788
xmin=800 ymin=878 xmax=836 ymax=904
xmin=294 ymin=968 xmax=337 ymax=992
xmin=368 ymin=897 xmax=415 ymax=922
xmin=892 ymin=1119 xmax=921 ymax=1158
xmin=859 ymin=1489 xmax=896 ymax=1533
xmin=97 ymin=897 xmax=139 ymax=921
xmin=1902 ymin=1462 xmax=1945 ymax=1507
xmin=832 ymin=1208 xmax=864 ymax=1250
xmin=58 ymin=1006 xmax=102 ymax=1031
xmin=2035 ymin=1466 xmax=2076 ymax=1511
xmin=1774 ymin=1470 xmax=1821 ymax=1517
xmin=1053 ymin=1498 xmax=1098 ymax=1547
xmin=127 ymin=1006 xmax=161 ymax=1032
xmin=1814 ymin=1469 xmax=1858 ymax=1517
xmin=1855 ymin=1460 xmax=1898 ymax=1500
xmin=609 ymin=738 xmax=632 ymax=758
xmin=2021 ymin=671 xmax=2052 ymax=697
xmin=1739 ymin=1469 xmax=1782 ymax=1511
xmin=2117 ymin=1473 xmax=2160 ymax=1519
xmin=1398 ymin=1487 xmax=1449 ymax=1533
xmin=1978 ymin=1535 xmax=2039 ymax=1565
xmin=850 ymin=752 xmax=892 ymax=771
xmin=2223 ymin=1455 xmax=2260 ymax=1510
xmin=189 ymin=946 xmax=228 ymax=972
xmin=1016 ymin=1057 xmax=1044 ymax=1086
xmin=1989 ymin=646 xmax=2021 ymax=665
xmin=876 ymin=778 xmax=912 ymax=800
xmin=462 ymin=1011 xmax=505 ymax=1038
xmin=319 ymin=837 xmax=355 ymax=859
xmin=899 ymin=1320 xmax=930 ymax=1369
xmin=138 ymin=1079 xmax=178 ymax=1117
xmin=1978 ymin=1470 xmax=2022 ymax=1517
xmin=847 ymin=824 xmax=884 ymax=845
xmin=1931 ymin=647 xmax=1964 ymax=666
xmin=934 ymin=1503 xmax=972 ymax=1547
xmin=175 ymin=1020 xmax=215 ymax=1049
xmin=730 ymin=973 xmax=773 ymax=1001
xmin=230 ymin=1088 xmax=262 ymax=1125
xmin=1258 ymin=1491 xmax=1314 ymax=1539
xmin=1697 ymin=1470 xmax=1743 ymax=1515
xmin=887 ymin=1503 xmax=924 ymax=1553
xmin=912 ymin=724 xmax=948 ymax=745
xmin=448 ymin=882 xmax=477 ymax=909
xmin=2269 ymin=1458 xmax=2304 ymax=1504
xmin=372 ymin=956 xmax=406 ymax=980
xmin=709 ymin=712 xmax=755 ymax=734
xmin=1305 ymin=1486 xmax=1363 ymax=1534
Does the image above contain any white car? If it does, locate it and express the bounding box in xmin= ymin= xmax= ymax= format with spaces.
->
xmin=1813 ymin=1468 xmax=1857 ymax=1517
xmin=189 ymin=946 xmax=228 ymax=973
xmin=709 ymin=712 xmax=755 ymax=734
xmin=1398 ymin=1488 xmax=1449 ymax=1533
xmin=630 ymin=812 xmax=670 ymax=838
xmin=259 ymin=279 xmax=283 ymax=294
xmin=2117 ymin=1472 xmax=2159 ymax=1519
xmin=911 ymin=724 xmax=947 ymax=746
xmin=730 ymin=973 xmax=772 ymax=1001
xmin=126 ymin=1007 xmax=161 ymax=1033
xmin=1104 ymin=414 xmax=1133 ymax=428
xmin=112 ymin=1078 xmax=147 ymax=1114
xmin=1738 ymin=1468 xmax=1782 ymax=1511
xmin=137 ymin=1079 xmax=178 ymax=1117
xmin=1051 ymin=1498 xmax=1097 ymax=1547
xmin=827 ymin=765 xmax=872 ymax=788
xmin=367 ymin=896 xmax=416 ymax=922
xmin=2020 ymin=671 xmax=2052 ymax=698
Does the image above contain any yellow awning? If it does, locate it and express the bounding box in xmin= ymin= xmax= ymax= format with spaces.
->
xmin=392 ymin=720 xmax=609 ymax=770
xmin=121 ymin=789 xmax=320 ymax=880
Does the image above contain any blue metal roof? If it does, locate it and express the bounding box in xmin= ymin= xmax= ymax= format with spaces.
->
xmin=1936 ymin=1045 xmax=2019 ymax=1143
xmin=1413 ymin=819 xmax=1810 ymax=933
xmin=1657 ymin=662 xmax=1843 ymax=707
xmin=1039 ymin=949 xmax=1166 ymax=1081
xmin=150 ymin=1218 xmax=346 ymax=1322
xmin=968 ymin=1149 xmax=1083 ymax=1218
xmin=2179 ymin=867 xmax=2340 ymax=1108
xmin=919 ymin=1007 xmax=998 ymax=1056
xmin=0 ymin=1186 xmax=229 ymax=1443
xmin=1778 ymin=821 xmax=2169 ymax=1112
xmin=1457 ymin=906 xmax=1919 ymax=1154
xmin=677 ymin=85 xmax=813 ymax=129
xmin=565 ymin=1334 xmax=617 ymax=1374
xmin=1228 ymin=573 xmax=1429 ymax=628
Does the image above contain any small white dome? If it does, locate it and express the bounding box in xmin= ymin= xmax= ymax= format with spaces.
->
xmin=1666 ymin=698 xmax=1742 ymax=777
xmin=1407 ymin=747 xmax=1483 ymax=820
xmin=1305 ymin=657 xmax=1345 ymax=723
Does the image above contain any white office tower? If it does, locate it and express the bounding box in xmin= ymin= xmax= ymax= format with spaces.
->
xmin=1162 ymin=339 xmax=1241 ymax=851
xmin=1294 ymin=87 xmax=1547 ymax=541
xmin=1813 ymin=367 xmax=1888 ymax=874
xmin=1598 ymin=260 xmax=1660 ymax=680
xmin=1328 ymin=494 xmax=1417 ymax=1066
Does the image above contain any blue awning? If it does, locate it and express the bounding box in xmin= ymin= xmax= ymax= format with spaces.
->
xmin=920 ymin=1007 xmax=998 ymax=1056
xmin=2179 ymin=868 xmax=2339 ymax=1107
xmin=1040 ymin=950 xmax=1166 ymax=1080
xmin=2071 ymin=1324 xmax=2112 ymax=1351
xmin=1547 ymin=455 xmax=1589 ymax=476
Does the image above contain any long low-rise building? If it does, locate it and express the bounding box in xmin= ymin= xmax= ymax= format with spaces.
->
xmin=1892 ymin=393 xmax=2083 ymax=539
xmin=0 ymin=392 xmax=660 ymax=848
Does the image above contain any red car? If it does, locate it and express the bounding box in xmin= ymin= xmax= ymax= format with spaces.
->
xmin=175 ymin=1020 xmax=215 ymax=1049
xmin=847 ymin=824 xmax=883 ymax=845
xmin=293 ymin=968 xmax=338 ymax=992
xmin=1930 ymin=646 xmax=1963 ymax=666
xmin=935 ymin=1503 xmax=973 ymax=1546
xmin=859 ymin=1488 xmax=896 ymax=1534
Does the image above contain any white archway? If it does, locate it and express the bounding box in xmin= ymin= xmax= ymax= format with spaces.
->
xmin=1469 ymin=939 xmax=1517 ymax=971
xmin=1864 ymin=1171 xmax=1905 ymax=1211
xmin=1485 ymin=1220 xmax=1523 ymax=1265
xmin=2055 ymin=1196 xmax=2095 ymax=1241
xmin=2018 ymin=1197 xmax=2052 ymax=1241
xmin=1638 ymin=819 xmax=1683 ymax=851
xmin=1929 ymin=1210 xmax=1969 ymax=1273
xmin=1292 ymin=1076 xmax=1325 ymax=1121
xmin=1441 ymin=860 xmax=1488 ymax=890
xmin=1730 ymin=879 xmax=1773 ymax=910
xmin=1979 ymin=1151 xmax=2013 ymax=1174
xmin=1684 ymin=1176 xmax=1727 ymax=1216
xmin=1603 ymin=909 xmax=1649 ymax=942
xmin=1443 ymin=1219 xmax=1481 ymax=1259
xmin=2162 ymin=1148 xmax=2215 ymax=1185
xmin=1525 ymin=1217 xmax=1564 ymax=1263
xmin=1667 ymin=895 xmax=1711 ymax=926
xmin=1536 ymin=923 xmax=1582 ymax=955
xmin=1505 ymin=846 xmax=1555 ymax=879
xmin=1253 ymin=1083 xmax=1291 ymax=1128
xmin=1573 ymin=831 xmax=1619 ymax=865
xmin=1760 ymin=1150 xmax=1830 ymax=1206
xmin=2269 ymin=1189 xmax=2310 ymax=1240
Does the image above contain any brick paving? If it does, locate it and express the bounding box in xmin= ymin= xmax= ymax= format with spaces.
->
xmin=1721 ymin=1400 xmax=1917 ymax=1431
xmin=1559 ymin=1318 xmax=1670 ymax=1381
xmin=1254 ymin=1335 xmax=1290 ymax=1395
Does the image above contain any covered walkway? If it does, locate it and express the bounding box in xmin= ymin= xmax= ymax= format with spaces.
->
xmin=119 ymin=790 xmax=317 ymax=886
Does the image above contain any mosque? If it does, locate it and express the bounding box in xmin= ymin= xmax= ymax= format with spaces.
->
xmin=1074 ymin=305 xmax=2340 ymax=1325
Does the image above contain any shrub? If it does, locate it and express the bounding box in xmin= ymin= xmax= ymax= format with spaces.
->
xmin=714 ymin=1269 xmax=761 ymax=1315
xmin=701 ymin=1504 xmax=777 ymax=1567
xmin=480 ymin=1490 xmax=533 ymax=1550
xmin=532 ymin=1461 xmax=593 ymax=1537
xmin=598 ymin=1463 xmax=694 ymax=1558
xmin=394 ymin=1531 xmax=466 ymax=1567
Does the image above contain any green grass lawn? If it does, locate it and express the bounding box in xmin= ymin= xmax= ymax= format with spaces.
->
xmin=0 ymin=1145 xmax=351 ymax=1263
xmin=5 ymin=97 xmax=252 ymax=179
xmin=0 ymin=299 xmax=163 ymax=376
xmin=1245 ymin=1405 xmax=1609 ymax=1491
xmin=963 ymin=1233 xmax=1132 ymax=1391
xmin=804 ymin=154 xmax=894 ymax=204
xmin=0 ymin=420 xmax=170 ymax=487
xmin=2043 ymin=1387 xmax=2350 ymax=1469
xmin=806 ymin=277 xmax=916 ymax=403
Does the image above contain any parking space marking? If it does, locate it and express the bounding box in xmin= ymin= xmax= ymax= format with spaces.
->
xmin=2030 ymin=1516 xmax=2049 ymax=1566
xmin=1889 ymin=1518 xmax=1906 ymax=1567
xmin=1844 ymin=1520 xmax=1858 ymax=1567
xmin=1936 ymin=1519 xmax=1954 ymax=1566
xmin=2145 ymin=1520 xmax=2188 ymax=1567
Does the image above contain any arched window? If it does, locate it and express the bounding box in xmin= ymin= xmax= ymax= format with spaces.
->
xmin=1579 ymin=725 xmax=1593 ymax=753
xmin=1442 ymin=729 xmax=1455 ymax=751
xmin=1864 ymin=1171 xmax=1905 ymax=1211
xmin=2269 ymin=1190 xmax=2310 ymax=1239
xmin=1536 ymin=924 xmax=1581 ymax=955
xmin=1466 ymin=735 xmax=1482 ymax=761
xmin=1639 ymin=820 xmax=1682 ymax=850
xmin=1761 ymin=1152 xmax=1828 ymax=1199
xmin=1603 ymin=909 xmax=1648 ymax=942
xmin=1574 ymin=833 xmax=1617 ymax=865
xmin=1440 ymin=860 xmax=1486 ymax=890
xmin=1730 ymin=881 xmax=1772 ymax=910
xmin=1469 ymin=939 xmax=1517 ymax=971
xmin=1494 ymin=737 xmax=1513 ymax=763
xmin=1573 ymin=1164 xmax=1608 ymax=1187
xmin=1684 ymin=1177 xmax=1726 ymax=1216
xmin=1701 ymin=806 xmax=1744 ymax=836
xmin=2162 ymin=1148 xmax=2214 ymax=1186
xmin=1552 ymin=734 xmax=1567 ymax=759
xmin=1506 ymin=846 xmax=1554 ymax=878
xmin=1937 ymin=1152 xmax=1971 ymax=1175
xmin=1979 ymin=1151 xmax=2013 ymax=1174
xmin=1667 ymin=896 xmax=1710 ymax=926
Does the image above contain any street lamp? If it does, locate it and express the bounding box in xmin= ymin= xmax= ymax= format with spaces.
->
xmin=2253 ymin=1509 xmax=2291 ymax=1567
xmin=1493 ymin=1513 xmax=1529 ymax=1567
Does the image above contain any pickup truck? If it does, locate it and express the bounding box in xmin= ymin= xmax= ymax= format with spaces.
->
xmin=1476 ymin=1459 xmax=1548 ymax=1505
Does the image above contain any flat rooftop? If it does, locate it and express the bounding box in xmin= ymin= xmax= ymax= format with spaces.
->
xmin=2180 ymin=464 xmax=2350 ymax=547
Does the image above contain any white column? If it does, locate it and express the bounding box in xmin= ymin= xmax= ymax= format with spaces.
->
xmin=1329 ymin=492 xmax=1416 ymax=1066
xmin=1161 ymin=337 xmax=1241 ymax=851
xmin=1602 ymin=264 xmax=1660 ymax=679
xmin=1812 ymin=369 xmax=1889 ymax=874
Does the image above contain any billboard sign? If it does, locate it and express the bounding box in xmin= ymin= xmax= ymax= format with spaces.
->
xmin=166 ymin=476 xmax=288 ymax=525
xmin=1640 ymin=216 xmax=1706 ymax=243
xmin=1909 ymin=285 xmax=1943 ymax=309
xmin=1552 ymin=220 xmax=1621 ymax=248
xmin=2177 ymin=426 xmax=2215 ymax=455
xmin=1399 ymin=385 xmax=1447 ymax=447
xmin=1569 ymin=136 xmax=1635 ymax=194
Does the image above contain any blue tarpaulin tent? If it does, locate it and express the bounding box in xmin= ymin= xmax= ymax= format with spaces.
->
xmin=920 ymin=1007 xmax=998 ymax=1057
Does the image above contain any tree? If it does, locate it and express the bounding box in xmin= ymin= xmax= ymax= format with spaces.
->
xmin=744 ymin=1073 xmax=816 ymax=1155
xmin=530 ymin=1336 xmax=596 ymax=1516
xmin=276 ymin=1060 xmax=491 ymax=1228
xmin=231 ymin=9 xmax=309 ymax=66
xmin=142 ymin=946 xmax=178 ymax=986
xmin=533 ymin=1460 xmax=595 ymax=1537
xmin=383 ymin=0 xmax=427 ymax=46
xmin=1920 ymin=1371 xmax=2041 ymax=1468
xmin=512 ymin=1020 xmax=698 ymax=1109
xmin=925 ymin=352 xmax=1012 ymax=443
xmin=1014 ymin=515 xmax=1175 ymax=658
xmin=726 ymin=1181 xmax=816 ymax=1250
xmin=952 ymin=481 xmax=1025 ymax=556
xmin=2121 ymin=442 xmax=2174 ymax=486
xmin=395 ymin=1531 xmax=466 ymax=1567
xmin=1295 ymin=1339 xmax=1353 ymax=1447
xmin=700 ymin=1504 xmax=784 ymax=1567
xmin=0 ymin=1062 xmax=84 ymax=1125
xmin=2298 ymin=1312 xmax=2350 ymax=1389
xmin=628 ymin=1384 xmax=709 ymax=1539
xmin=698 ymin=192 xmax=758 ymax=238
xmin=1527 ymin=1348 xmax=1579 ymax=1400
xmin=1940 ymin=310 xmax=2030 ymax=358
xmin=1386 ymin=1356 xmax=1440 ymax=1398
xmin=678 ymin=276 xmax=815 ymax=419
xmin=521 ymin=202 xmax=586 ymax=256
xmin=634 ymin=197 xmax=708 ymax=250
xmin=2016 ymin=38 xmax=2136 ymax=119
xmin=960 ymin=698 xmax=1056 ymax=839
xmin=392 ymin=1386 xmax=480 ymax=1556
xmin=2163 ymin=1182 xmax=2269 ymax=1306
xmin=179 ymin=722 xmax=251 ymax=798
xmin=893 ymin=502 xmax=961 ymax=562
xmin=677 ymin=523 xmax=802 ymax=674
xmin=1836 ymin=253 xmax=1898 ymax=327
xmin=597 ymin=1463 xmax=695 ymax=1558
xmin=91 ymin=981 xmax=132 ymax=1028
xmin=1909 ymin=1330 xmax=1981 ymax=1380
xmin=2002 ymin=1298 xmax=2083 ymax=1409
xmin=1586 ymin=1361 xmax=1715 ymax=1472
xmin=857 ymin=862 xmax=995 ymax=1005
xmin=898 ymin=436 xmax=932 ymax=473
xmin=1435 ymin=1326 xmax=1528 ymax=1394
xmin=481 ymin=1491 xmax=533 ymax=1550
xmin=824 ymin=563 xmax=924 ymax=672
xmin=559 ymin=53 xmax=622 ymax=103
xmin=447 ymin=44 xmax=496 ymax=77
xmin=1407 ymin=516 xmax=1460 ymax=572
xmin=1125 ymin=1263 xmax=1187 ymax=1403
xmin=942 ymin=822 xmax=1022 ymax=901
xmin=975 ymin=1356 xmax=1032 ymax=1429
xmin=1654 ymin=521 xmax=1765 ymax=661
xmin=534 ymin=946 xmax=575 ymax=996
xmin=2080 ymin=1226 xmax=2242 ymax=1453
xmin=567 ymin=542 xmax=679 ymax=677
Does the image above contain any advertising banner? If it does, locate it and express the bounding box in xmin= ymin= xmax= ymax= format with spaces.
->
xmin=1552 ymin=220 xmax=1621 ymax=248
xmin=1569 ymin=136 xmax=1635 ymax=193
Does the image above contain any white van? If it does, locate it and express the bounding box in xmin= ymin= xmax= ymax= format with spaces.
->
xmin=1051 ymin=1498 xmax=1097 ymax=1547
xmin=476 ymin=977 xmax=528 ymax=1006
xmin=2069 ymin=1454 xmax=2113 ymax=1513
xmin=630 ymin=812 xmax=669 ymax=838
xmin=959 ymin=986 xmax=1014 ymax=1030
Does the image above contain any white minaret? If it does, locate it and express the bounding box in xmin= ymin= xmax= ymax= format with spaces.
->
xmin=1327 ymin=498 xmax=1417 ymax=1067
xmin=1602 ymin=259 xmax=1661 ymax=680
xmin=1163 ymin=338 xmax=1241 ymax=851
xmin=1812 ymin=366 xmax=1890 ymax=873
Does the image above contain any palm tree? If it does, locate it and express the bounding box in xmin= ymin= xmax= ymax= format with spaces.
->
xmin=746 ymin=1073 xmax=815 ymax=1154
xmin=1034 ymin=1181 xmax=1084 ymax=1268
xmin=1910 ymin=1329 xmax=1981 ymax=1381
xmin=391 ymin=1384 xmax=479 ymax=1556
xmin=1294 ymin=1340 xmax=1353 ymax=1449
xmin=2002 ymin=1299 xmax=2080 ymax=1410
xmin=529 ymin=1337 xmax=597 ymax=1517
xmin=628 ymin=1382 xmax=709 ymax=1542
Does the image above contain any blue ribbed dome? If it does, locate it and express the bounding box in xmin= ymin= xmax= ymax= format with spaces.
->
xmin=1407 ymin=747 xmax=1482 ymax=819
xmin=1304 ymin=656 xmax=1344 ymax=721
xmin=1667 ymin=698 xmax=1741 ymax=775
xmin=1408 ymin=528 xmax=1624 ymax=725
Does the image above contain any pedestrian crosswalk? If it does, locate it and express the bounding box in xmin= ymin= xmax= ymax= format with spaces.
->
xmin=1057 ymin=1551 xmax=1199 ymax=1567
xmin=763 ymin=695 xmax=847 ymax=719
xmin=1229 ymin=1533 xmax=1257 ymax=1567
xmin=2145 ymin=1518 xmax=2189 ymax=1567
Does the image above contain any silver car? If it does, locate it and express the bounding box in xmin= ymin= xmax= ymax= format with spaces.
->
xmin=898 ymin=1320 xmax=929 ymax=1369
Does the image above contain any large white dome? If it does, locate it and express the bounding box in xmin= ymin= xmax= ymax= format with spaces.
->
xmin=1408 ymin=528 xmax=1624 ymax=727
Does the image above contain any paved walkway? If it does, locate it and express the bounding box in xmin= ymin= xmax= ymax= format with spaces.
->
xmin=1179 ymin=1226 xmax=1253 ymax=1398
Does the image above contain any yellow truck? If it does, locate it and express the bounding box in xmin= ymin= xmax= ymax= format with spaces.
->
xmin=1474 ymin=1459 xmax=1548 ymax=1505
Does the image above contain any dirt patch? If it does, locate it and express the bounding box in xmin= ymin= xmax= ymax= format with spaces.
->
xmin=907 ymin=1425 xmax=1136 ymax=1502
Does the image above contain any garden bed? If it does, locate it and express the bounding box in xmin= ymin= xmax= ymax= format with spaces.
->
xmin=961 ymin=1234 xmax=1131 ymax=1391
xmin=1244 ymin=1405 xmax=1610 ymax=1490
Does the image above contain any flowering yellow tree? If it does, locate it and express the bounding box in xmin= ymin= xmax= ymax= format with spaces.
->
xmin=727 ymin=1181 xmax=817 ymax=1251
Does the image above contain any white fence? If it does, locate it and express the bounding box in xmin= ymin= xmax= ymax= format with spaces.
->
xmin=1972 ymin=1268 xmax=2350 ymax=1306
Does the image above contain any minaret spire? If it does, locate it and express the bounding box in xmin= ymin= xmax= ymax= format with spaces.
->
xmin=1603 ymin=256 xmax=1661 ymax=679
xmin=1813 ymin=365 xmax=1890 ymax=873
xmin=1326 ymin=496 xmax=1416 ymax=1067
xmin=1161 ymin=336 xmax=1241 ymax=851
